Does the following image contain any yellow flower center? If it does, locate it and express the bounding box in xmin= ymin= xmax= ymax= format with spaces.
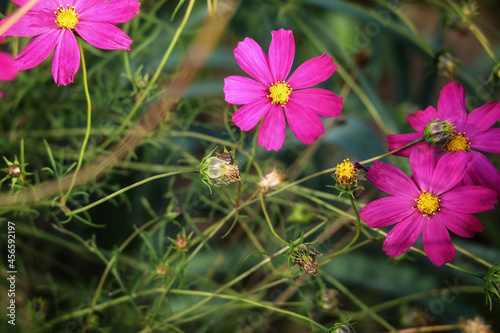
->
xmin=335 ymin=158 xmax=355 ymax=185
xmin=415 ymin=191 xmax=440 ymax=217
xmin=445 ymin=131 xmax=470 ymax=152
xmin=268 ymin=81 xmax=292 ymax=105
xmin=55 ymin=5 xmax=79 ymax=29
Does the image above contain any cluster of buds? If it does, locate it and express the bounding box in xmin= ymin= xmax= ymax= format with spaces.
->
xmin=199 ymin=147 xmax=242 ymax=191
xmin=1 ymin=155 xmax=30 ymax=189
xmin=329 ymin=158 xmax=365 ymax=198
xmin=286 ymin=234 xmax=322 ymax=276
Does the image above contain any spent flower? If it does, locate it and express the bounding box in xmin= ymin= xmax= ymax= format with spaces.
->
xmin=1 ymin=0 xmax=141 ymax=85
xmin=286 ymin=234 xmax=322 ymax=276
xmin=359 ymin=145 xmax=497 ymax=266
xmin=224 ymin=29 xmax=343 ymax=150
xmin=199 ymin=147 xmax=241 ymax=191
xmin=1 ymin=155 xmax=30 ymax=188
xmin=258 ymin=169 xmax=286 ymax=193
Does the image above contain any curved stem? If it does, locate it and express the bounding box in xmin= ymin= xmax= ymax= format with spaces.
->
xmin=259 ymin=191 xmax=290 ymax=247
xmin=67 ymin=169 xmax=197 ymax=216
xmin=325 ymin=195 xmax=361 ymax=260
xmin=61 ymin=39 xmax=92 ymax=206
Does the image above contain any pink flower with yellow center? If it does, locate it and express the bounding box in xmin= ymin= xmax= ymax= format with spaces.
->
xmin=1 ymin=0 xmax=140 ymax=85
xmin=224 ymin=29 xmax=343 ymax=151
xmin=0 ymin=50 xmax=17 ymax=99
xmin=359 ymin=145 xmax=497 ymax=266
xmin=387 ymin=82 xmax=500 ymax=198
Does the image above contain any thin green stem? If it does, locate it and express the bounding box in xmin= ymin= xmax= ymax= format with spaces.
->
xmin=259 ymin=192 xmax=290 ymax=247
xmin=454 ymin=244 xmax=492 ymax=268
xmin=321 ymin=274 xmax=398 ymax=332
xmin=67 ymin=169 xmax=197 ymax=216
xmin=325 ymin=196 xmax=361 ymax=260
xmin=62 ymin=39 xmax=92 ymax=206
xmin=99 ymin=0 xmax=196 ymax=149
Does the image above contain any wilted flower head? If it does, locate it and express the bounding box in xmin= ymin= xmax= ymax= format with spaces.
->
xmin=459 ymin=316 xmax=493 ymax=333
xmin=258 ymin=169 xmax=286 ymax=193
xmin=289 ymin=244 xmax=322 ymax=276
xmin=316 ymin=288 xmax=340 ymax=311
xmin=199 ymin=147 xmax=241 ymax=191
xmin=1 ymin=0 xmax=141 ymax=85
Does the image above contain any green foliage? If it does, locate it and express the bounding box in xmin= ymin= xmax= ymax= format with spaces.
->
xmin=1 ymin=0 xmax=500 ymax=332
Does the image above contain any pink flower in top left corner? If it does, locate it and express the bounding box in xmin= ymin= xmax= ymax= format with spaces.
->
xmin=224 ymin=29 xmax=343 ymax=151
xmin=0 ymin=0 xmax=141 ymax=86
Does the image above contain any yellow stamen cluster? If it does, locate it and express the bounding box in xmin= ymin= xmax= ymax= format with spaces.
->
xmin=55 ymin=5 xmax=79 ymax=30
xmin=414 ymin=191 xmax=441 ymax=217
xmin=335 ymin=158 xmax=356 ymax=185
xmin=445 ymin=131 xmax=470 ymax=152
xmin=268 ymin=81 xmax=292 ymax=105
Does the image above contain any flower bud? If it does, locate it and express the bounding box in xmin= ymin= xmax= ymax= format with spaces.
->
xmin=330 ymin=158 xmax=365 ymax=198
xmin=290 ymin=244 xmax=322 ymax=276
xmin=156 ymin=265 xmax=168 ymax=276
xmin=175 ymin=236 xmax=187 ymax=249
xmin=8 ymin=164 xmax=22 ymax=178
xmin=435 ymin=51 xmax=460 ymax=80
xmin=423 ymin=118 xmax=456 ymax=147
xmin=483 ymin=265 xmax=500 ymax=310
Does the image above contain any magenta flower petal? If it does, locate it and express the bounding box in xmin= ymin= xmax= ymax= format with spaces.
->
xmin=0 ymin=53 xmax=17 ymax=80
xmin=232 ymin=99 xmax=272 ymax=131
xmin=52 ymin=29 xmax=80 ymax=86
xmin=470 ymin=128 xmax=500 ymax=154
xmin=436 ymin=208 xmax=484 ymax=238
xmin=430 ymin=151 xmax=471 ymax=194
xmin=422 ymin=220 xmax=455 ymax=266
xmin=383 ymin=212 xmax=423 ymax=259
xmin=407 ymin=106 xmax=437 ymax=132
xmin=224 ymin=76 xmax=268 ymax=105
xmin=441 ymin=185 xmax=498 ymax=213
xmin=15 ymin=29 xmax=61 ymax=71
xmin=467 ymin=150 xmax=500 ymax=199
xmin=78 ymin=0 xmax=140 ymax=24
xmin=76 ymin=21 xmax=132 ymax=50
xmin=268 ymin=29 xmax=294 ymax=82
xmin=409 ymin=145 xmax=436 ymax=190
xmin=234 ymin=37 xmax=273 ymax=85
xmin=437 ymin=82 xmax=467 ymax=131
xmin=367 ymin=161 xmax=420 ymax=198
xmin=258 ymin=104 xmax=286 ymax=151
xmin=13 ymin=0 xmax=56 ymax=11
xmin=464 ymin=101 xmax=500 ymax=138
xmin=360 ymin=196 xmax=416 ymax=228
xmin=1 ymin=12 xmax=55 ymax=37
xmin=287 ymin=53 xmax=336 ymax=89
xmin=437 ymin=82 xmax=467 ymax=129
xmin=290 ymin=88 xmax=343 ymax=117
xmin=387 ymin=133 xmax=426 ymax=157
xmin=74 ymin=0 xmax=105 ymax=12
xmin=284 ymin=100 xmax=324 ymax=145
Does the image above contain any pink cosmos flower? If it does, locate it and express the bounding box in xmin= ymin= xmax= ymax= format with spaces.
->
xmin=224 ymin=29 xmax=343 ymax=151
xmin=0 ymin=50 xmax=17 ymax=99
xmin=359 ymin=145 xmax=497 ymax=266
xmin=387 ymin=82 xmax=500 ymax=198
xmin=1 ymin=0 xmax=140 ymax=85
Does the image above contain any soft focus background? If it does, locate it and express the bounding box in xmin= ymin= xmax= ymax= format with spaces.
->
xmin=1 ymin=0 xmax=500 ymax=332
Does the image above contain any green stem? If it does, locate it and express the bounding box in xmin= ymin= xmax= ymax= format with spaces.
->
xmin=62 ymin=39 xmax=92 ymax=206
xmin=321 ymin=274 xmax=398 ymax=332
xmin=259 ymin=192 xmax=290 ymax=247
xmin=325 ymin=196 xmax=361 ymax=260
xmin=99 ymin=0 xmax=196 ymax=149
xmin=67 ymin=169 xmax=197 ymax=216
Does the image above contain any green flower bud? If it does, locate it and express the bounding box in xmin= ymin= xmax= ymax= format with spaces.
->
xmin=199 ymin=147 xmax=242 ymax=191
xmin=423 ymin=119 xmax=456 ymax=148
xmin=483 ymin=265 xmax=500 ymax=310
